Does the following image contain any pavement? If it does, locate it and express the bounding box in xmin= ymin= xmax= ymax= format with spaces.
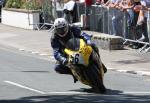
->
xmin=0 ymin=24 xmax=150 ymax=77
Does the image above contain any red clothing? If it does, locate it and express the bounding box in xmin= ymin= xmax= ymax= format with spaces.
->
xmin=85 ymin=0 xmax=92 ymax=6
xmin=96 ymin=0 xmax=101 ymax=3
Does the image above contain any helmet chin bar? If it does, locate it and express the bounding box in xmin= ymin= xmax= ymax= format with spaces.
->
xmin=53 ymin=18 xmax=69 ymax=38
xmin=57 ymin=24 xmax=69 ymax=37
xmin=58 ymin=33 xmax=67 ymax=37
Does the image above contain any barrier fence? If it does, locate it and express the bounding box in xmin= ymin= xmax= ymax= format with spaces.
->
xmin=90 ymin=5 xmax=150 ymax=52
xmin=27 ymin=1 xmax=85 ymax=30
xmin=146 ymin=11 xmax=150 ymax=52
xmin=26 ymin=1 xmax=150 ymax=52
xmin=39 ymin=0 xmax=54 ymax=30
xmin=27 ymin=0 xmax=60 ymax=30
xmin=90 ymin=5 xmax=133 ymax=38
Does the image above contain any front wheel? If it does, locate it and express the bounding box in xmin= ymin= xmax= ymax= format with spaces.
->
xmin=84 ymin=64 xmax=106 ymax=93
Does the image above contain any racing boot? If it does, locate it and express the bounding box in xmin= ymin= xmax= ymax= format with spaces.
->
xmin=55 ymin=64 xmax=78 ymax=83
xmin=72 ymin=74 xmax=78 ymax=83
xmin=66 ymin=69 xmax=78 ymax=83
xmin=65 ymin=67 xmax=78 ymax=83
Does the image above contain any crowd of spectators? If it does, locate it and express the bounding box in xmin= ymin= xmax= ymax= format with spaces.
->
xmin=101 ymin=0 xmax=150 ymax=49
xmin=60 ymin=0 xmax=150 ymax=49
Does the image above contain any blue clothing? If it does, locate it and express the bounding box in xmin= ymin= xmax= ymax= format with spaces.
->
xmin=50 ymin=25 xmax=92 ymax=64
xmin=0 ymin=0 xmax=4 ymax=6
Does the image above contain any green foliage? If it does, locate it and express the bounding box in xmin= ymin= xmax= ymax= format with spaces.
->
xmin=23 ymin=0 xmax=41 ymax=10
xmin=5 ymin=0 xmax=23 ymax=8
xmin=5 ymin=0 xmax=41 ymax=10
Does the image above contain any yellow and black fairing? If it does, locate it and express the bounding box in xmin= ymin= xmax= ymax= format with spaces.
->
xmin=64 ymin=38 xmax=106 ymax=93
xmin=64 ymin=38 xmax=94 ymax=85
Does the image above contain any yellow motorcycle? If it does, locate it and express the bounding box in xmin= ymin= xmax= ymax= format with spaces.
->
xmin=64 ymin=38 xmax=106 ymax=93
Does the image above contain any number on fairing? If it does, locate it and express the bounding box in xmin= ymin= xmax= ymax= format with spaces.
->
xmin=74 ymin=54 xmax=79 ymax=64
xmin=70 ymin=54 xmax=79 ymax=64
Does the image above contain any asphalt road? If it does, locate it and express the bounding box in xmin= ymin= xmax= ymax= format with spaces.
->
xmin=0 ymin=45 xmax=150 ymax=103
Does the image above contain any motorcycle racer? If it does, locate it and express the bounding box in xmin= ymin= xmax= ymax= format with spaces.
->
xmin=50 ymin=18 xmax=107 ymax=83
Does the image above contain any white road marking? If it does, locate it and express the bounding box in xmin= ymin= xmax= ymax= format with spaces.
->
xmin=19 ymin=48 xmax=25 ymax=51
xmin=108 ymin=67 xmax=150 ymax=76
xmin=31 ymin=51 xmax=39 ymax=54
xmin=4 ymin=81 xmax=150 ymax=95
xmin=116 ymin=70 xmax=128 ymax=72
xmin=107 ymin=67 xmax=116 ymax=70
xmin=4 ymin=81 xmax=46 ymax=94
xmin=136 ymin=71 xmax=150 ymax=76
xmin=39 ymin=53 xmax=48 ymax=56
xmin=4 ymin=81 xmax=92 ymax=95
xmin=123 ymin=92 xmax=150 ymax=94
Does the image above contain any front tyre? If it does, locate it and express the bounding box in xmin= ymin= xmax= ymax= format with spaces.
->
xmin=84 ymin=65 xmax=106 ymax=93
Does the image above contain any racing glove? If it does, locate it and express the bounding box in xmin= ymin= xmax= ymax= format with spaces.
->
xmin=87 ymin=40 xmax=92 ymax=45
xmin=87 ymin=39 xmax=96 ymax=46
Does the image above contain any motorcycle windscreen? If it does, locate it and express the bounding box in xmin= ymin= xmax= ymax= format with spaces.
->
xmin=64 ymin=38 xmax=93 ymax=66
xmin=65 ymin=38 xmax=80 ymax=51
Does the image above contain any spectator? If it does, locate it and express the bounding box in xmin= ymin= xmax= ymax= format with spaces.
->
xmin=122 ymin=0 xmax=149 ymax=48
xmin=135 ymin=0 xmax=150 ymax=43
xmin=104 ymin=0 xmax=123 ymax=36
xmin=103 ymin=0 xmax=110 ymax=4
xmin=115 ymin=0 xmax=132 ymax=39
xmin=95 ymin=0 xmax=109 ymax=5
xmin=0 ymin=0 xmax=5 ymax=22
xmin=63 ymin=0 xmax=78 ymax=23
xmin=95 ymin=0 xmax=102 ymax=5
xmin=84 ymin=0 xmax=93 ymax=29
xmin=0 ymin=0 xmax=4 ymax=6
xmin=119 ymin=0 xmax=143 ymax=48
xmin=0 ymin=0 xmax=4 ymax=14
xmin=117 ymin=0 xmax=135 ymax=39
xmin=104 ymin=0 xmax=121 ymax=7
xmin=52 ymin=0 xmax=64 ymax=19
xmin=120 ymin=0 xmax=134 ymax=39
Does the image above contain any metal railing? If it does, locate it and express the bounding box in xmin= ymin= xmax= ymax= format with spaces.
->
xmin=27 ymin=0 xmax=59 ymax=30
xmin=90 ymin=5 xmax=150 ymax=52
xmin=145 ymin=11 xmax=150 ymax=52
xmin=39 ymin=0 xmax=55 ymax=30
xmin=26 ymin=1 xmax=150 ymax=52
xmin=90 ymin=5 xmax=127 ymax=37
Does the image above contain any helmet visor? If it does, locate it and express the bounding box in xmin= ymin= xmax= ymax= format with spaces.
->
xmin=55 ymin=26 xmax=68 ymax=37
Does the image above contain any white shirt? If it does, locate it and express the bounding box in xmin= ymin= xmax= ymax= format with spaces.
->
xmin=111 ymin=0 xmax=121 ymax=3
xmin=64 ymin=0 xmax=75 ymax=11
xmin=140 ymin=0 xmax=150 ymax=17
xmin=141 ymin=0 xmax=146 ymax=6
xmin=115 ymin=0 xmax=122 ymax=3
xmin=111 ymin=0 xmax=117 ymax=3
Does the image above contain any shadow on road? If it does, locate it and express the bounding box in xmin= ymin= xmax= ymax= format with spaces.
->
xmin=1 ymin=89 xmax=150 ymax=103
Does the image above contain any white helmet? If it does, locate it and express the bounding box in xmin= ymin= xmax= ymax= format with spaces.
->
xmin=54 ymin=18 xmax=69 ymax=37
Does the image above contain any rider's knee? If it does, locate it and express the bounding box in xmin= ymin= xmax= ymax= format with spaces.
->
xmin=55 ymin=65 xmax=63 ymax=74
xmin=54 ymin=64 xmax=71 ymax=74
